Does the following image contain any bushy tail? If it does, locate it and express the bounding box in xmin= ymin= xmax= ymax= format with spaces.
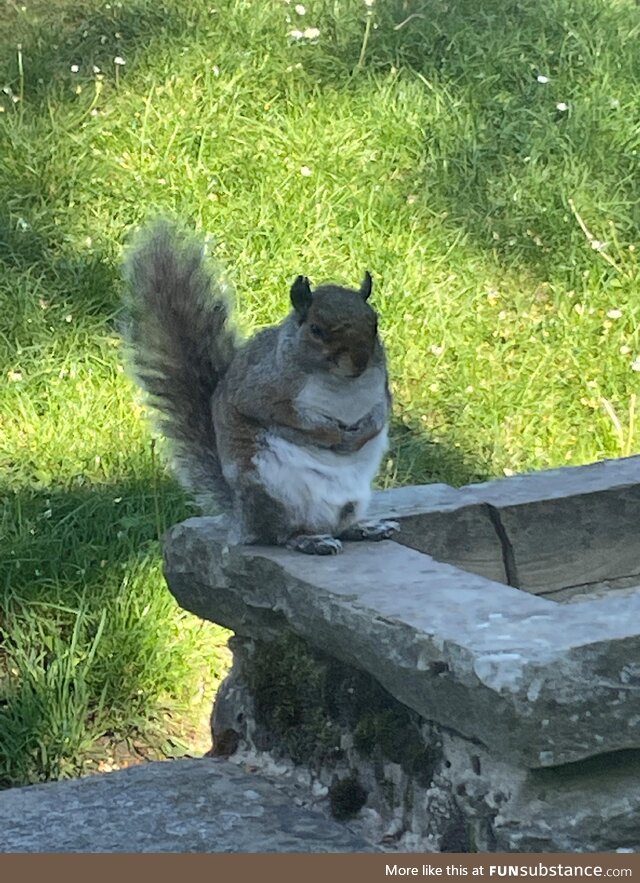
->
xmin=123 ymin=221 xmax=237 ymax=512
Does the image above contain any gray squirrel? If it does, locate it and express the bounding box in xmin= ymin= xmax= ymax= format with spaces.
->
xmin=124 ymin=221 xmax=398 ymax=554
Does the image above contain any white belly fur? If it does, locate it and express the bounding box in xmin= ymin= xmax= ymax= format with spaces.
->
xmin=252 ymin=428 xmax=388 ymax=535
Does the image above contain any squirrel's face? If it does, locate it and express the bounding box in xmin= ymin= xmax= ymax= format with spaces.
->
xmin=290 ymin=274 xmax=381 ymax=378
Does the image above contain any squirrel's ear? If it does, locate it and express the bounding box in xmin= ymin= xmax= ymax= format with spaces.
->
xmin=290 ymin=275 xmax=313 ymax=318
xmin=359 ymin=271 xmax=373 ymax=301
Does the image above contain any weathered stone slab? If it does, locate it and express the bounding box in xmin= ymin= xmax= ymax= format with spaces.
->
xmin=379 ymin=504 xmax=508 ymax=585
xmin=371 ymin=456 xmax=640 ymax=595
xmin=490 ymin=748 xmax=640 ymax=852
xmin=211 ymin=636 xmax=640 ymax=853
xmin=437 ymin=729 xmax=640 ymax=852
xmin=486 ymin=485 xmax=640 ymax=593
xmin=369 ymin=458 xmax=640 ymax=514
xmin=367 ymin=483 xmax=460 ymax=517
xmin=546 ymin=575 xmax=640 ymax=603
xmin=0 ymin=758 xmax=375 ymax=853
xmin=164 ymin=518 xmax=640 ymax=768
xmin=459 ymin=455 xmax=640 ymax=507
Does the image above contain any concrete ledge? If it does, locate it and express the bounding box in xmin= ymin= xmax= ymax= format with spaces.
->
xmin=0 ymin=759 xmax=375 ymax=853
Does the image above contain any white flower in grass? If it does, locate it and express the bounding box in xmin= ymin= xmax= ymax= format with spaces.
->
xmin=114 ymin=56 xmax=126 ymax=66
xmin=364 ymin=0 xmax=375 ymax=6
xmin=536 ymin=74 xmax=550 ymax=84
xmin=303 ymin=27 xmax=320 ymax=39
xmin=295 ymin=3 xmax=306 ymax=13
xmin=631 ymin=358 xmax=640 ymax=372
xmin=70 ymin=64 xmax=79 ymax=73
xmin=289 ymin=29 xmax=304 ymax=39
xmin=93 ymin=65 xmax=101 ymax=74
xmin=8 ymin=370 xmax=23 ymax=382
xmin=556 ymin=101 xmax=568 ymax=112
xmin=300 ymin=165 xmax=312 ymax=177
xmin=606 ymin=308 xmax=623 ymax=319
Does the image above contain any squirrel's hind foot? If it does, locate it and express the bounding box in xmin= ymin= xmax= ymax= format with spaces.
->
xmin=285 ymin=534 xmax=343 ymax=555
xmin=339 ymin=519 xmax=400 ymax=542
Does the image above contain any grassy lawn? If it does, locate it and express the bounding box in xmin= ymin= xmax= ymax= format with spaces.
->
xmin=1 ymin=0 xmax=638 ymax=787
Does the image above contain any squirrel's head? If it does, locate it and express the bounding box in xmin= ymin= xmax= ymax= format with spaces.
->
xmin=290 ymin=273 xmax=380 ymax=378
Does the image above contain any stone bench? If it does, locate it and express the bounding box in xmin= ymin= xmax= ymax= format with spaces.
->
xmin=164 ymin=456 xmax=640 ymax=852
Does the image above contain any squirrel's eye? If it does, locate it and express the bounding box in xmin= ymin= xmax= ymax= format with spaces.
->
xmin=309 ymin=323 xmax=324 ymax=339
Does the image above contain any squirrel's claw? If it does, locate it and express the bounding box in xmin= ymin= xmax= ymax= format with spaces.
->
xmin=285 ymin=534 xmax=343 ymax=555
xmin=339 ymin=519 xmax=400 ymax=542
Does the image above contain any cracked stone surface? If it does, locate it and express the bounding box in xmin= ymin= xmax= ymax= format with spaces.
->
xmin=0 ymin=758 xmax=375 ymax=853
xmin=164 ymin=456 xmax=640 ymax=768
xmin=369 ymin=455 xmax=640 ymax=595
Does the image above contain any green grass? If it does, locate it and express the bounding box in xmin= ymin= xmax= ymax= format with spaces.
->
xmin=1 ymin=0 xmax=639 ymax=786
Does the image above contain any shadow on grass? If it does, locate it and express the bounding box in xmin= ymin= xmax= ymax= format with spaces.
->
xmin=2 ymin=0 xmax=197 ymax=103
xmin=0 ymin=472 xmax=200 ymax=787
xmin=1 ymin=474 xmax=187 ymax=597
xmin=0 ymin=214 xmax=121 ymax=320
xmin=388 ymin=416 xmax=489 ymax=488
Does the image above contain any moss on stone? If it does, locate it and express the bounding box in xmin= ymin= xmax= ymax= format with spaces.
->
xmin=243 ymin=632 xmax=437 ymax=784
xmin=244 ymin=633 xmax=342 ymax=766
xmin=328 ymin=774 xmax=368 ymax=820
xmin=354 ymin=710 xmax=436 ymax=787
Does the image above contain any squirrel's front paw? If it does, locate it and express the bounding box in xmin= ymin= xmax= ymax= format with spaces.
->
xmin=339 ymin=519 xmax=400 ymax=542
xmin=286 ymin=534 xmax=343 ymax=555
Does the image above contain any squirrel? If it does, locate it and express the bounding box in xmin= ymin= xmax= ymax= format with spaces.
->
xmin=123 ymin=221 xmax=398 ymax=555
